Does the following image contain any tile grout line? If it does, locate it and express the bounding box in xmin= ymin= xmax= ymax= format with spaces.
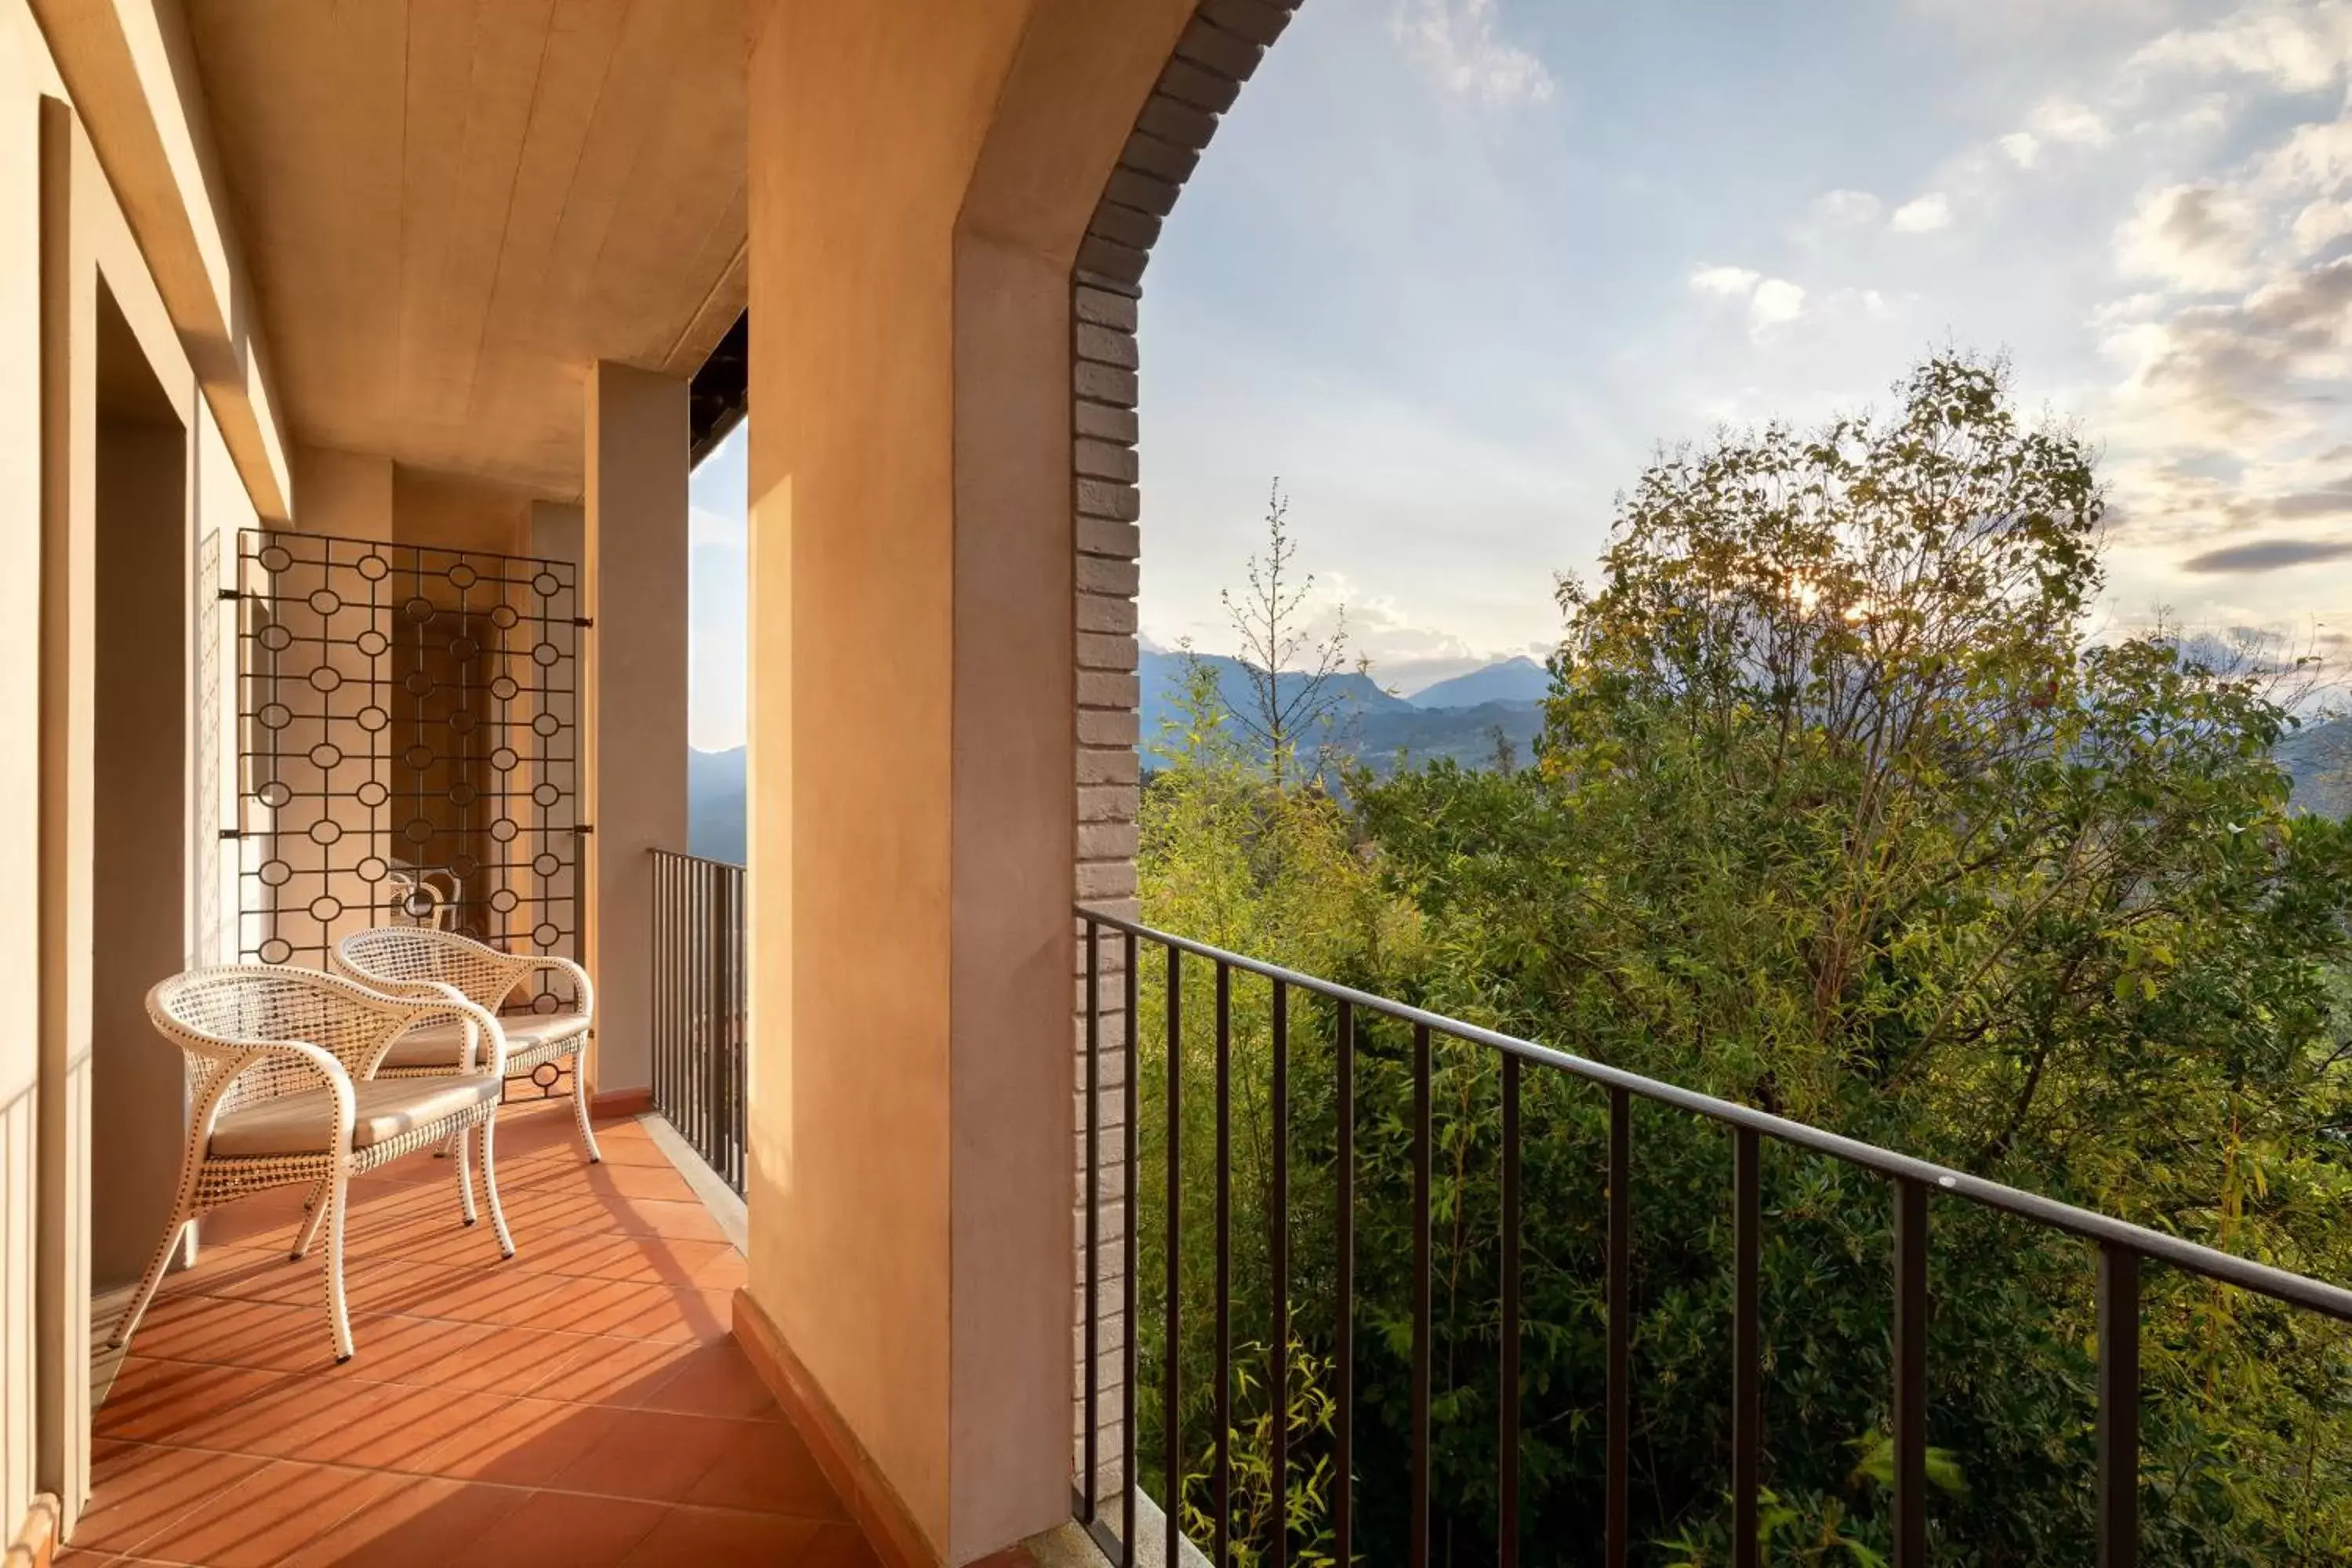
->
xmin=94 ymin=1352 xmax=784 ymax=1424
xmin=86 ymin=1441 xmax=852 ymax=1526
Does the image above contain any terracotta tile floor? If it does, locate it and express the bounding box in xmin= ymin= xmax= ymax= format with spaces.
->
xmin=61 ymin=1101 xmax=884 ymax=1567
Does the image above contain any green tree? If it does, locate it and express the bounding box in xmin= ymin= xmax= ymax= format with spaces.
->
xmin=1142 ymin=354 xmax=2352 ymax=1566
xmin=1219 ymin=481 xmax=1352 ymax=791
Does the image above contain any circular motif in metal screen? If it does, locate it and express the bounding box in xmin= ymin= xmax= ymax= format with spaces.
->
xmin=233 ymin=530 xmax=581 ymax=989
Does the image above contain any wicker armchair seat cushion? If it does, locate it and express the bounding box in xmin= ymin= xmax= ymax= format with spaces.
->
xmin=209 ymin=1076 xmax=503 ymax=1159
xmin=383 ymin=1013 xmax=586 ymax=1071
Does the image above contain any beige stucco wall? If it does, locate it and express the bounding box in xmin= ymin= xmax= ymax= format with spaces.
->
xmin=583 ymin=361 xmax=687 ymax=1099
xmin=390 ymin=463 xmax=533 ymax=557
xmin=0 ymin=5 xmax=56 ymax=1546
xmin=287 ymin=443 xmax=390 ymax=540
xmin=89 ymin=409 xmax=187 ymax=1293
xmin=28 ymin=0 xmax=292 ymax=523
xmin=0 ymin=0 xmax=277 ymax=1541
xmin=742 ymin=2 xmax=1187 ymax=1562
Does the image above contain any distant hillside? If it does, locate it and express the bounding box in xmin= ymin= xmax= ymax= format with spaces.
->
xmin=1352 ymin=699 xmax=1544 ymax=777
xmin=1409 ymin=655 xmax=1551 ymax=709
xmin=1138 ymin=648 xmax=1541 ymax=777
xmin=687 ymin=697 xmax=2352 ymax=846
xmin=1138 ymin=649 xmax=1410 ymax=754
xmin=689 ymin=747 xmax=747 ymax=865
xmin=2277 ymin=715 xmax=2352 ymax=819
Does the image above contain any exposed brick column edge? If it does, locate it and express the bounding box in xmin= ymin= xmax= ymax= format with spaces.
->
xmin=1067 ymin=0 xmax=1302 ymax=1514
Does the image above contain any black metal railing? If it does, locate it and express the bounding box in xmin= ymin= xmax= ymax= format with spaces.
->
xmin=1070 ymin=906 xmax=2352 ymax=1568
xmin=651 ymin=849 xmax=747 ymax=1194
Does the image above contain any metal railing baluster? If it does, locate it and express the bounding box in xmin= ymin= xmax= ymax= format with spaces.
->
xmin=1894 ymin=1178 xmax=1929 ymax=1568
xmin=1123 ymin=928 xmax=1140 ymax=1568
xmin=2099 ymin=1243 xmax=2140 ymax=1568
xmin=1410 ymin=1022 xmax=1432 ymax=1566
xmin=1270 ymin=978 xmax=1289 ymax=1568
xmin=1083 ymin=918 xmax=1101 ymax=1526
xmin=646 ymin=849 xmax=746 ymax=1196
xmin=1213 ymin=961 xmax=1232 ymax=1565
xmin=1165 ymin=942 xmax=1182 ymax=1568
xmin=1607 ymin=1083 xmax=1631 ymax=1568
xmin=1499 ymin=1053 xmax=1521 ymax=1568
xmin=1334 ymin=997 xmax=1355 ymax=1568
xmin=1733 ymin=1126 xmax=1762 ymax=1568
xmin=1058 ymin=905 xmax=2352 ymax=1568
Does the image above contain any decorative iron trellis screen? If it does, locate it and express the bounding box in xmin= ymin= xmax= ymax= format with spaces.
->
xmin=230 ymin=530 xmax=586 ymax=1016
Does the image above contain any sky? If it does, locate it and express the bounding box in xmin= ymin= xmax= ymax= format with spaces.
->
xmin=689 ymin=0 xmax=2352 ymax=746
xmin=688 ymin=423 xmax=747 ymax=753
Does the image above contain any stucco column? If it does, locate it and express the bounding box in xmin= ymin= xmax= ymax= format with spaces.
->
xmin=739 ymin=4 xmax=1189 ymax=1565
xmin=583 ymin=362 xmax=688 ymax=1105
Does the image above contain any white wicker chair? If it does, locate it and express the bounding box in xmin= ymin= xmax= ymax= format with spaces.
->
xmin=331 ymin=927 xmax=602 ymax=1164
xmin=114 ymin=964 xmax=515 ymax=1363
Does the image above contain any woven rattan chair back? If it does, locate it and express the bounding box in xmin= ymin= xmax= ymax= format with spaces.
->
xmin=154 ymin=964 xmax=434 ymax=1122
xmin=332 ymin=926 xmax=603 ymax=1164
xmin=116 ymin=964 xmax=517 ymax=1363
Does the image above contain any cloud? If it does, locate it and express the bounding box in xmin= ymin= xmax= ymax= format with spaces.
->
xmin=1824 ymin=286 xmax=1898 ymax=321
xmin=1689 ymin=266 xmax=1808 ymax=336
xmin=1810 ymin=188 xmax=1884 ymax=226
xmin=2125 ymin=2 xmax=2352 ymax=96
xmin=2179 ymin=537 xmax=2352 ymax=572
xmin=2117 ymin=182 xmax=2261 ymax=289
xmin=2000 ymin=132 xmax=2042 ymax=168
xmin=1890 ymin=193 xmax=1952 ymax=232
xmin=1286 ymin=570 xmax=1525 ymax=693
xmin=1690 ymin=264 xmax=1762 ymax=296
xmin=2273 ymin=477 xmax=2352 ymax=517
xmin=2114 ymin=254 xmax=2352 ymax=449
xmin=2294 ymin=196 xmax=2352 ymax=252
xmin=1390 ymin=0 xmax=1555 ymax=107
xmin=2026 ymin=97 xmax=2114 ymax=147
xmin=1749 ymin=278 xmax=1808 ymax=329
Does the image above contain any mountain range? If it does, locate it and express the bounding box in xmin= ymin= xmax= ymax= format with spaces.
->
xmin=1403 ymin=655 xmax=1550 ymax=708
xmin=688 ymin=745 xmax=748 ymax=865
xmin=687 ymin=673 xmax=2352 ymax=866
xmin=1136 ymin=650 xmax=1543 ymax=777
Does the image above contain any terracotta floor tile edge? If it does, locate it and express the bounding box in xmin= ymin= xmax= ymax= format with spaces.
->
xmin=731 ymin=1288 xmax=941 ymax=1568
xmin=633 ymin=1113 xmax=747 ymax=1253
xmin=590 ymin=1087 xmax=655 ymax=1119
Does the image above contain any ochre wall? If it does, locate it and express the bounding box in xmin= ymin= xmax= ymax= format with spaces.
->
xmin=390 ymin=463 xmax=533 ymax=557
xmin=88 ymin=409 xmax=187 ymax=1293
xmin=287 ymin=444 xmax=391 ymax=540
xmin=0 ymin=0 xmax=279 ymax=1543
xmin=27 ymin=0 xmax=292 ymax=521
xmin=583 ymin=361 xmax=688 ymax=1100
xmin=742 ymin=1 xmax=1189 ymax=1561
xmin=0 ymin=5 xmax=58 ymax=1546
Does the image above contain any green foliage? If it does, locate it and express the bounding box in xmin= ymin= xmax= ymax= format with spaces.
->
xmin=1136 ymin=354 xmax=2352 ymax=1565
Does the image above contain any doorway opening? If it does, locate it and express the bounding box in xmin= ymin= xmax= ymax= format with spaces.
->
xmin=87 ymin=281 xmax=190 ymax=1406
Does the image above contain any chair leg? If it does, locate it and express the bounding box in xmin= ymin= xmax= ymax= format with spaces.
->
xmin=571 ymin=1048 xmax=603 ymax=1164
xmin=325 ymin=1170 xmax=354 ymax=1363
xmin=454 ymin=1123 xmax=479 ymax=1226
xmin=109 ymin=1201 xmax=191 ymax=1352
xmin=292 ymin=1178 xmax=333 ymax=1261
xmin=478 ymin=1112 xmax=515 ymax=1260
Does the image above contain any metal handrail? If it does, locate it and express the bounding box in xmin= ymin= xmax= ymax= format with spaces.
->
xmin=1070 ymin=902 xmax=2352 ymax=1568
xmin=1077 ymin=906 xmax=2352 ymax=1322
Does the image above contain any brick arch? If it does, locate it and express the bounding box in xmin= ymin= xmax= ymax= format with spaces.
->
xmin=1071 ymin=0 xmax=1300 ymax=924
xmin=1065 ymin=0 xmax=1303 ymax=1523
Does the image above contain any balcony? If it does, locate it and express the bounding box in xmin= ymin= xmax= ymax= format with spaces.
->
xmin=11 ymin=4 xmax=2350 ymax=1568
xmin=67 ymin=1100 xmax=877 ymax=1568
